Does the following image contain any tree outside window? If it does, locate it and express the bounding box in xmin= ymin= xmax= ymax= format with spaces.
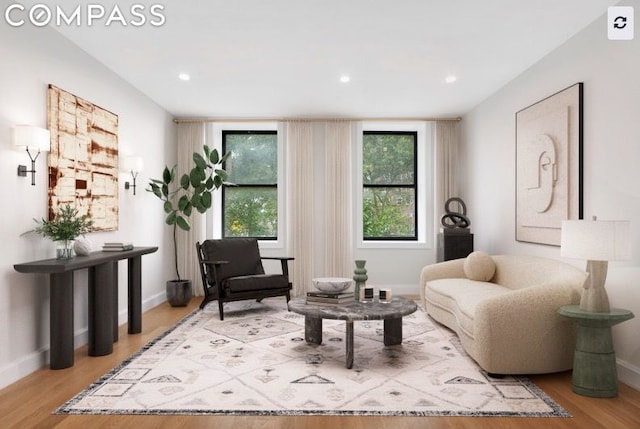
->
xmin=222 ymin=131 xmax=278 ymax=239
xmin=362 ymin=131 xmax=417 ymax=240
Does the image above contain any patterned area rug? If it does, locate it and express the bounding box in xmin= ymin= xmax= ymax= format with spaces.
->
xmin=56 ymin=299 xmax=569 ymax=417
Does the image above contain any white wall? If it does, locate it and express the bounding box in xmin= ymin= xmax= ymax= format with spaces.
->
xmin=0 ymin=23 xmax=176 ymax=388
xmin=461 ymin=0 xmax=640 ymax=388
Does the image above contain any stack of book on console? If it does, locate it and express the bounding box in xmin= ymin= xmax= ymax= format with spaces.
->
xmin=102 ymin=242 xmax=134 ymax=252
xmin=306 ymin=291 xmax=355 ymax=306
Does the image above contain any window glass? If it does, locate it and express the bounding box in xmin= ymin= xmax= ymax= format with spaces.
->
xmin=222 ymin=131 xmax=278 ymax=239
xmin=362 ymin=131 xmax=417 ymax=240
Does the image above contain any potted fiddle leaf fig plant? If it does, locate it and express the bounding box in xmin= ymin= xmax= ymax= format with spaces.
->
xmin=148 ymin=145 xmax=229 ymax=307
xmin=26 ymin=204 xmax=93 ymax=259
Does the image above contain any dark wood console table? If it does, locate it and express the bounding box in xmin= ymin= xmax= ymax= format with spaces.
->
xmin=14 ymin=246 xmax=158 ymax=369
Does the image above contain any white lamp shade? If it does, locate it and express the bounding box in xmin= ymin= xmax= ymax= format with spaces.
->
xmin=121 ymin=156 xmax=144 ymax=173
xmin=561 ymin=219 xmax=631 ymax=261
xmin=13 ymin=125 xmax=50 ymax=152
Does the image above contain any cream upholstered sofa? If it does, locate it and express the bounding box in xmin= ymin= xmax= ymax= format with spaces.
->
xmin=420 ymin=252 xmax=587 ymax=375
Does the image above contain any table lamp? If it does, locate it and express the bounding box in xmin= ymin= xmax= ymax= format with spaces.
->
xmin=561 ymin=217 xmax=631 ymax=312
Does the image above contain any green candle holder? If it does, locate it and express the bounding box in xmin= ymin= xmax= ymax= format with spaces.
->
xmin=353 ymin=260 xmax=368 ymax=301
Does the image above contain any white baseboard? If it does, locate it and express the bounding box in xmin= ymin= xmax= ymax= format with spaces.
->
xmin=618 ymin=359 xmax=640 ymax=391
xmin=0 ymin=348 xmax=48 ymax=389
xmin=117 ymin=291 xmax=167 ymax=325
xmin=0 ymin=292 xmax=167 ymax=390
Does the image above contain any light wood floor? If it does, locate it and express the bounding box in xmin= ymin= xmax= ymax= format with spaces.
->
xmin=2 ymin=300 xmax=640 ymax=429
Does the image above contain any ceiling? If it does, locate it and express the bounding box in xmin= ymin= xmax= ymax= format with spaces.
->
xmin=50 ymin=0 xmax=617 ymax=119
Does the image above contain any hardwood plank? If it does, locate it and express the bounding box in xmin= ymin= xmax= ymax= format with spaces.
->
xmin=1 ymin=300 xmax=639 ymax=429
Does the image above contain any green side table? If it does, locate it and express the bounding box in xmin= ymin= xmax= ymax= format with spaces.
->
xmin=559 ymin=305 xmax=634 ymax=398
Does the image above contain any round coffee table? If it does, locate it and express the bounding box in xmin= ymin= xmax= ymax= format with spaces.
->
xmin=288 ymin=296 xmax=418 ymax=368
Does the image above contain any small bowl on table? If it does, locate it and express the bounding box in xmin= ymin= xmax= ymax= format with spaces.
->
xmin=312 ymin=277 xmax=352 ymax=293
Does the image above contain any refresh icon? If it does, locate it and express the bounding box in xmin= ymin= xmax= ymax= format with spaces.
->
xmin=608 ymin=6 xmax=634 ymax=40
xmin=614 ymin=16 xmax=627 ymax=29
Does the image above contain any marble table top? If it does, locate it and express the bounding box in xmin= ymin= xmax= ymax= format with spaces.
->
xmin=288 ymin=296 xmax=418 ymax=321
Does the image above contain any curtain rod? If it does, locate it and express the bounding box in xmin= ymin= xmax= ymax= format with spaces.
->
xmin=173 ymin=116 xmax=462 ymax=124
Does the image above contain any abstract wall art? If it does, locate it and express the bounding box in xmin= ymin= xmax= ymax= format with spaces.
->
xmin=515 ymin=83 xmax=583 ymax=246
xmin=47 ymin=84 xmax=119 ymax=231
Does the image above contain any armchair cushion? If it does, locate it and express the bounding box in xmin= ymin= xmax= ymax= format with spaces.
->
xmin=200 ymin=238 xmax=265 ymax=285
xmin=224 ymin=274 xmax=290 ymax=293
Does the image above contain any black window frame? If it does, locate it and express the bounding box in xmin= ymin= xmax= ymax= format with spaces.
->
xmin=222 ymin=130 xmax=278 ymax=240
xmin=362 ymin=130 xmax=418 ymax=241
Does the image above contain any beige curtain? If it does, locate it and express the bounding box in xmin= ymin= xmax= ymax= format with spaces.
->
xmin=434 ymin=120 xmax=461 ymax=231
xmin=176 ymin=122 xmax=206 ymax=295
xmin=286 ymin=121 xmax=315 ymax=297
xmin=324 ymin=121 xmax=353 ymax=277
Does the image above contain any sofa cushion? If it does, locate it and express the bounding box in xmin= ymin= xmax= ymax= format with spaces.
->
xmin=425 ymin=278 xmax=509 ymax=338
xmin=464 ymin=251 xmax=496 ymax=282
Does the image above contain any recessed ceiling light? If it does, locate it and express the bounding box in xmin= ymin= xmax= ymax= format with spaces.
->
xmin=178 ymin=73 xmax=191 ymax=81
xmin=339 ymin=75 xmax=351 ymax=83
xmin=445 ymin=75 xmax=457 ymax=84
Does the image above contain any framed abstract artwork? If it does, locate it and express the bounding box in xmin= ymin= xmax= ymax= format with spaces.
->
xmin=47 ymin=84 xmax=119 ymax=231
xmin=515 ymin=83 xmax=583 ymax=246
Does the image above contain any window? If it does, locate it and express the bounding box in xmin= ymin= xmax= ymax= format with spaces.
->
xmin=362 ymin=131 xmax=418 ymax=240
xmin=222 ymin=130 xmax=278 ymax=239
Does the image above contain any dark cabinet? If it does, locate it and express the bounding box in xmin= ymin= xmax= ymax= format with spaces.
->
xmin=437 ymin=232 xmax=474 ymax=262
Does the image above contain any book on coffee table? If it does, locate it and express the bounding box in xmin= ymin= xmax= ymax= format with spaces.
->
xmin=306 ymin=291 xmax=355 ymax=305
xmin=306 ymin=291 xmax=353 ymax=299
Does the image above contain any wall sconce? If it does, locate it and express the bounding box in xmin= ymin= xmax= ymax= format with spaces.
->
xmin=13 ymin=125 xmax=51 ymax=186
xmin=121 ymin=156 xmax=144 ymax=195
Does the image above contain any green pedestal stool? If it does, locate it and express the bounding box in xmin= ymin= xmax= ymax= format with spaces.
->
xmin=559 ymin=305 xmax=634 ymax=398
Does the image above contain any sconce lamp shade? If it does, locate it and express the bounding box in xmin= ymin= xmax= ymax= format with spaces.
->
xmin=121 ymin=156 xmax=144 ymax=173
xmin=561 ymin=219 xmax=631 ymax=262
xmin=12 ymin=125 xmax=51 ymax=152
xmin=121 ymin=156 xmax=144 ymax=195
xmin=13 ymin=125 xmax=50 ymax=186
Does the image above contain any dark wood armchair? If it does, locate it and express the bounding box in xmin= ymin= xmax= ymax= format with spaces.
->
xmin=196 ymin=238 xmax=293 ymax=320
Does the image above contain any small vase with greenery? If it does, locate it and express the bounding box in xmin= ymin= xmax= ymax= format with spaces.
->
xmin=27 ymin=204 xmax=93 ymax=259
xmin=148 ymin=145 xmax=229 ymax=306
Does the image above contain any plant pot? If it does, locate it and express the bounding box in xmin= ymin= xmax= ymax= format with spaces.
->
xmin=55 ymin=240 xmax=75 ymax=259
xmin=166 ymin=279 xmax=193 ymax=307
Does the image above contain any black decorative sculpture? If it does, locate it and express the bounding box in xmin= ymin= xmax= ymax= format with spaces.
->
xmin=441 ymin=197 xmax=471 ymax=232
